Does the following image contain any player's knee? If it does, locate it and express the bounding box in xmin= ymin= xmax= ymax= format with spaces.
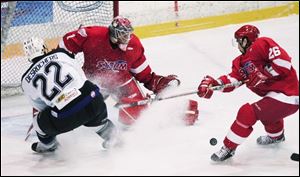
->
xmin=83 ymin=94 xmax=109 ymax=127
xmin=97 ymin=102 xmax=108 ymax=120
xmin=94 ymin=93 xmax=108 ymax=119
xmin=236 ymin=103 xmax=257 ymax=127
xmin=32 ymin=113 xmax=47 ymax=136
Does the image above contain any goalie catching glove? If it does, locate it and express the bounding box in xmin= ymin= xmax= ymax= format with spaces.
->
xmin=144 ymin=72 xmax=181 ymax=94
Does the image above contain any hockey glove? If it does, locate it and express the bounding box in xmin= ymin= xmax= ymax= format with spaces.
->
xmin=197 ymin=75 xmax=220 ymax=99
xmin=144 ymin=72 xmax=180 ymax=94
xmin=241 ymin=61 xmax=269 ymax=88
xmin=247 ymin=69 xmax=268 ymax=88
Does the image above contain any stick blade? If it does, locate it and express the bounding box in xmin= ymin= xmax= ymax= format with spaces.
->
xmin=290 ymin=153 xmax=299 ymax=162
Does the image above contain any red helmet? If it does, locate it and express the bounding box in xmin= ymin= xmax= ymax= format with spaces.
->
xmin=234 ymin=25 xmax=260 ymax=43
xmin=109 ymin=16 xmax=134 ymax=44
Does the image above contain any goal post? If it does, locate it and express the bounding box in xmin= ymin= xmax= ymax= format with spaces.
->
xmin=1 ymin=1 xmax=119 ymax=97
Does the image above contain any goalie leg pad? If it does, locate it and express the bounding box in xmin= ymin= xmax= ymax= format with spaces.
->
xmin=116 ymin=77 xmax=149 ymax=126
xmin=118 ymin=97 xmax=148 ymax=125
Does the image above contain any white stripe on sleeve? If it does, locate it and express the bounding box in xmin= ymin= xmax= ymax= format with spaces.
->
xmin=130 ymin=61 xmax=149 ymax=74
xmin=273 ymin=59 xmax=291 ymax=70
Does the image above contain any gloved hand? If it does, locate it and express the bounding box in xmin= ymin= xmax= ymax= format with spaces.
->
xmin=247 ymin=69 xmax=268 ymax=88
xmin=144 ymin=72 xmax=180 ymax=94
xmin=197 ymin=75 xmax=220 ymax=99
xmin=240 ymin=61 xmax=269 ymax=88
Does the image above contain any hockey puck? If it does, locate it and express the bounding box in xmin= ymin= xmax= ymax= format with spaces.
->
xmin=210 ymin=138 xmax=217 ymax=146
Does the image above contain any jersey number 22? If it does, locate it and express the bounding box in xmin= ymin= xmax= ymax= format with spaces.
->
xmin=33 ymin=61 xmax=73 ymax=101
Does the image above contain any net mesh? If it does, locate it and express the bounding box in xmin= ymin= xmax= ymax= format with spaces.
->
xmin=1 ymin=1 xmax=115 ymax=97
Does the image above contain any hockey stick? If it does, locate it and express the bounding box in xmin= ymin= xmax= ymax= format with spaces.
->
xmin=114 ymin=80 xmax=244 ymax=108
xmin=290 ymin=153 xmax=299 ymax=162
xmin=25 ymin=108 xmax=38 ymax=141
xmin=25 ymin=123 xmax=34 ymax=141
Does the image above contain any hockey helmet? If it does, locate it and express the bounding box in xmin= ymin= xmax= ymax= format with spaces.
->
xmin=109 ymin=16 xmax=134 ymax=45
xmin=23 ymin=37 xmax=48 ymax=62
xmin=234 ymin=25 xmax=260 ymax=53
xmin=234 ymin=25 xmax=260 ymax=43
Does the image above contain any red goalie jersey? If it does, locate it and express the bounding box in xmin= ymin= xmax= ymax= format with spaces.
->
xmin=59 ymin=19 xmax=198 ymax=126
xmin=59 ymin=26 xmax=152 ymax=90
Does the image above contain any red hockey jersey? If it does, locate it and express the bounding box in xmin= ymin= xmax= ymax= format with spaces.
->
xmin=59 ymin=26 xmax=152 ymax=90
xmin=219 ymin=37 xmax=299 ymax=99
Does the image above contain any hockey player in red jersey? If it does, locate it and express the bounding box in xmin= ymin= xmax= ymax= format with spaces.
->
xmin=59 ymin=16 xmax=199 ymax=126
xmin=197 ymin=25 xmax=299 ymax=161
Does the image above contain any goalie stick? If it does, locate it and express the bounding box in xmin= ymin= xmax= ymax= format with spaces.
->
xmin=114 ymin=80 xmax=245 ymax=108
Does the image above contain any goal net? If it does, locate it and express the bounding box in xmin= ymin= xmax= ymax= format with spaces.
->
xmin=1 ymin=1 xmax=118 ymax=97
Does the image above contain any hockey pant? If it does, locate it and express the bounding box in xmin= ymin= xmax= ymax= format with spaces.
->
xmin=33 ymin=81 xmax=113 ymax=144
xmin=223 ymin=96 xmax=299 ymax=150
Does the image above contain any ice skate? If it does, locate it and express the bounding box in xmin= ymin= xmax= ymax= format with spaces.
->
xmin=211 ymin=146 xmax=236 ymax=162
xmin=31 ymin=139 xmax=59 ymax=153
xmin=257 ymin=133 xmax=285 ymax=145
xmin=102 ymin=136 xmax=123 ymax=149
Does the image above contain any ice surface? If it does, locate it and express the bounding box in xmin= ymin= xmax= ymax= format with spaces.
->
xmin=1 ymin=15 xmax=299 ymax=176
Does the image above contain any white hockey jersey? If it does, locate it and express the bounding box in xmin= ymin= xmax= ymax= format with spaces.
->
xmin=21 ymin=49 xmax=87 ymax=111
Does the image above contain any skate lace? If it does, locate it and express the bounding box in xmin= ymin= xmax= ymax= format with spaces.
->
xmin=215 ymin=146 xmax=231 ymax=158
xmin=260 ymin=136 xmax=273 ymax=144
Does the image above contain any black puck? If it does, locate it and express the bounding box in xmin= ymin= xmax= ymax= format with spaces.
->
xmin=210 ymin=138 xmax=217 ymax=146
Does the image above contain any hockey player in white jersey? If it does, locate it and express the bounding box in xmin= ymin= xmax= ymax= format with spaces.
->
xmin=21 ymin=37 xmax=119 ymax=153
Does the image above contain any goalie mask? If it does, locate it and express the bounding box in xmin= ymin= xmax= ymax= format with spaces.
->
xmin=23 ymin=37 xmax=48 ymax=62
xmin=109 ymin=16 xmax=134 ymax=51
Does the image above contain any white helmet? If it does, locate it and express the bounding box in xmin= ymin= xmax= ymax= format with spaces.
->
xmin=23 ymin=37 xmax=47 ymax=62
